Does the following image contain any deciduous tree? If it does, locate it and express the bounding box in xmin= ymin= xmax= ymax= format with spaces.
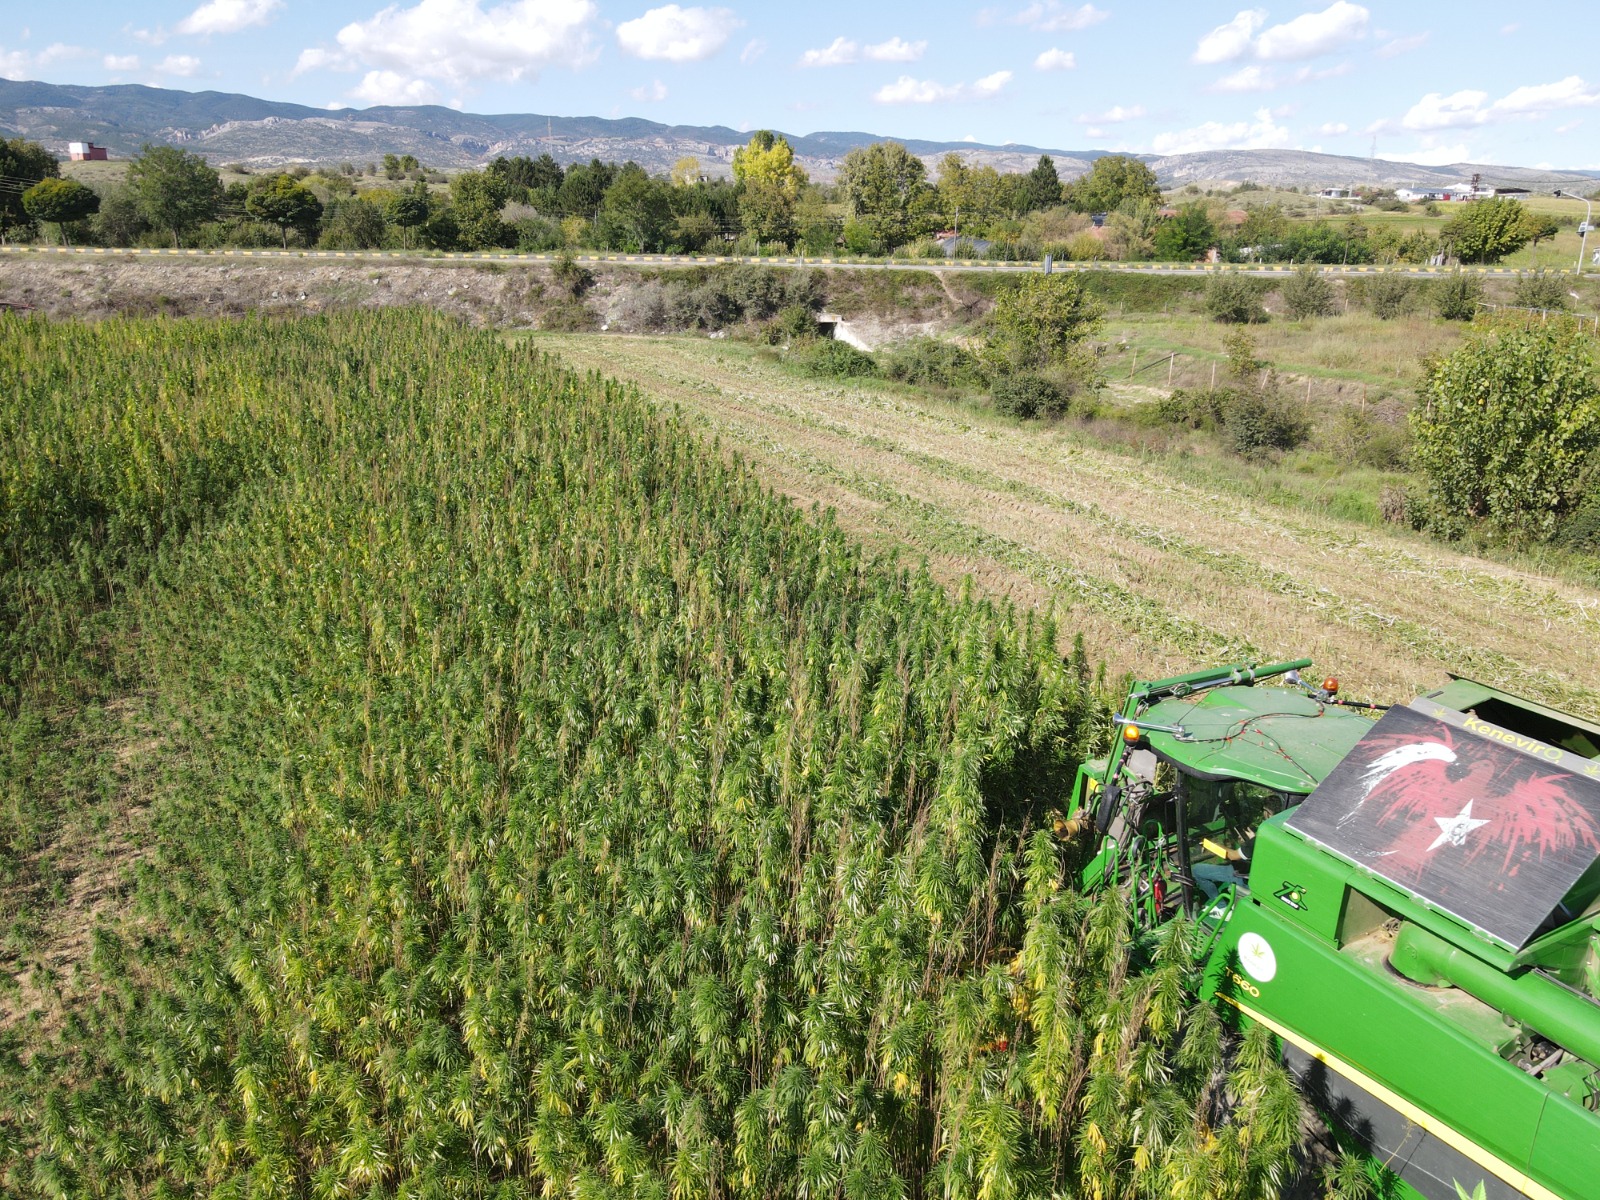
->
xmin=1441 ymin=197 xmax=1532 ymax=263
xmin=21 ymin=177 xmax=99 ymax=245
xmin=245 ymin=174 xmax=323 ymax=248
xmin=0 ymin=137 xmax=60 ymax=239
xmin=387 ymin=181 xmax=431 ymax=249
xmin=128 ymin=144 xmax=223 ymax=247
xmin=1061 ymin=154 xmax=1161 ymax=214
xmin=838 ymin=141 xmax=935 ymax=251
xmin=982 ymin=273 xmax=1104 ymax=385
xmin=1412 ymin=318 xmax=1600 ymax=541
xmin=733 ymin=131 xmax=807 ymax=246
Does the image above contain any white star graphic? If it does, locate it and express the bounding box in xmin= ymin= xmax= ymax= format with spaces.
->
xmin=1426 ymin=800 xmax=1490 ymax=852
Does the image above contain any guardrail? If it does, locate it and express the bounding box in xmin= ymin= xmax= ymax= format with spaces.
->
xmin=0 ymin=243 xmax=1585 ymax=276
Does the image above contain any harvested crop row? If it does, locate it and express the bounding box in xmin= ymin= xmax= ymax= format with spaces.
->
xmin=541 ymin=334 xmax=1600 ymax=711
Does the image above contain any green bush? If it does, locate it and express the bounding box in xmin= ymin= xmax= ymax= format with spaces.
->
xmin=788 ymin=337 xmax=878 ymax=378
xmin=1226 ymin=383 xmax=1310 ymax=457
xmin=1367 ymin=274 xmax=1413 ymax=320
xmin=1433 ymin=270 xmax=1484 ymax=321
xmin=1555 ymin=494 xmax=1600 ymax=552
xmin=1326 ymin=407 xmax=1412 ymax=470
xmin=1150 ymin=386 xmax=1230 ymax=431
xmin=1412 ymin=317 xmax=1600 ymax=541
xmin=991 ymin=374 xmax=1067 ymax=419
xmin=1511 ymin=270 xmax=1572 ymax=312
xmin=1204 ymin=274 xmax=1268 ymax=323
xmin=878 ymin=337 xmax=987 ymax=389
xmin=1281 ymin=265 xmax=1336 ymax=320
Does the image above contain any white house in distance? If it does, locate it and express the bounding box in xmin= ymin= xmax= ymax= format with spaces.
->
xmin=1318 ymin=186 xmax=1354 ymax=199
xmin=68 ymin=141 xmax=108 ymax=161
xmin=1396 ymin=179 xmax=1531 ymax=203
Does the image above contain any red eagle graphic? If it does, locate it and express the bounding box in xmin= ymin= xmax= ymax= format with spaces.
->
xmin=1346 ymin=722 xmax=1600 ymax=888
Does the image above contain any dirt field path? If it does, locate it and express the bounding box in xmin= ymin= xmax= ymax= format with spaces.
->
xmin=539 ymin=334 xmax=1600 ymax=713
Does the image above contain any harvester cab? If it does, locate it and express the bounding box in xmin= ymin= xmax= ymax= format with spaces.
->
xmin=1070 ymin=660 xmax=1600 ymax=1200
xmin=1064 ymin=658 xmax=1379 ymax=925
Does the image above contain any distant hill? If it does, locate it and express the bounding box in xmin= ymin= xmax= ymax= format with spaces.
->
xmin=3 ymin=78 xmax=1596 ymax=191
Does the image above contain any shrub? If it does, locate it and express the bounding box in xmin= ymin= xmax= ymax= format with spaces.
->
xmin=1204 ymin=274 xmax=1268 ymax=323
xmin=1367 ymin=274 xmax=1413 ymax=319
xmin=1555 ymin=492 xmax=1600 ymax=552
xmin=991 ymin=374 xmax=1067 ymax=419
xmin=1326 ymin=407 xmax=1412 ymax=470
xmin=773 ymin=303 xmax=820 ymax=342
xmin=1281 ymin=265 xmax=1335 ymax=319
xmin=1150 ymin=386 xmax=1230 ymax=431
xmin=552 ymin=252 xmax=594 ymax=298
xmin=879 ymin=337 xmax=987 ymax=389
xmin=1226 ymin=381 xmax=1309 ymax=456
xmin=1511 ymin=270 xmax=1572 ymax=312
xmin=788 ymin=337 xmax=878 ymax=378
xmin=1433 ymin=270 xmax=1484 ymax=320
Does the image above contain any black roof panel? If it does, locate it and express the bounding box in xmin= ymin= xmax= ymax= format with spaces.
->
xmin=1285 ymin=702 xmax=1600 ymax=949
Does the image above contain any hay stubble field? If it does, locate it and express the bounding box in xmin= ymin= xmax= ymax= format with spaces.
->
xmin=540 ymin=333 xmax=1600 ymax=713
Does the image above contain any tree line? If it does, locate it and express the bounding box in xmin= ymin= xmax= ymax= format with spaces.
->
xmin=0 ymin=133 xmax=1575 ymax=264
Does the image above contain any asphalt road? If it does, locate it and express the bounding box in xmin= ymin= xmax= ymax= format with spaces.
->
xmin=1 ymin=243 xmax=1577 ymax=277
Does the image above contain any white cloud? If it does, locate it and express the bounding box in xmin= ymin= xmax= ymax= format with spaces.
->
xmin=739 ymin=38 xmax=765 ymax=63
xmin=104 ymin=53 xmax=141 ymax=70
xmin=1400 ymin=77 xmax=1600 ymax=132
xmin=798 ymin=36 xmax=856 ymax=67
xmin=1015 ymin=2 xmax=1108 ymax=31
xmin=872 ymin=70 xmax=1012 ymax=104
xmin=1214 ymin=64 xmax=1273 ymax=92
xmin=1148 ymin=106 xmax=1290 ymax=155
xmin=1193 ymin=9 xmax=1264 ymax=64
xmin=0 ymin=42 xmax=88 ymax=78
xmin=1197 ymin=3 xmax=1367 ymax=65
xmin=1084 ymin=126 xmax=1105 ymax=138
xmin=801 ymin=35 xmax=926 ymax=66
xmin=1317 ymin=120 xmax=1349 ymax=134
xmin=1493 ymin=76 xmax=1600 ymax=117
xmin=630 ymin=78 xmax=668 ymax=101
xmin=973 ymin=69 xmax=1012 ymax=96
xmin=351 ymin=69 xmax=440 ymax=104
xmin=175 ymin=0 xmax=283 ymax=37
xmin=303 ymin=0 xmax=598 ymax=90
xmin=864 ymin=37 xmax=925 ymax=62
xmin=1034 ymin=47 xmax=1076 ymax=71
xmin=1376 ymin=32 xmax=1428 ymax=58
xmin=616 ymin=5 xmax=740 ymax=62
xmin=1401 ymin=89 xmax=1488 ymax=130
xmin=874 ymin=75 xmax=956 ymax=103
xmin=1501 ymin=22 xmax=1519 ymax=34
xmin=1557 ymin=118 xmax=1582 ymax=134
xmin=1077 ymin=103 xmax=1144 ymax=123
xmin=156 ymin=54 xmax=204 ymax=76
xmin=1255 ymin=2 xmax=1368 ymax=61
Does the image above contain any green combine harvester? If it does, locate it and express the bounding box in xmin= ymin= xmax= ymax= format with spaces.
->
xmin=1064 ymin=659 xmax=1600 ymax=1200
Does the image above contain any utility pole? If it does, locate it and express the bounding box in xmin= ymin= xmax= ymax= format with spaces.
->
xmin=1555 ymin=190 xmax=1593 ymax=273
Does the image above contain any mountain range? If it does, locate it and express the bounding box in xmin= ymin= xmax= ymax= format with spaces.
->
xmin=4 ymin=78 xmax=1596 ymax=191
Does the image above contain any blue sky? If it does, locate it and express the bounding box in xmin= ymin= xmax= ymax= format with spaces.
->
xmin=3 ymin=1 xmax=1595 ymax=168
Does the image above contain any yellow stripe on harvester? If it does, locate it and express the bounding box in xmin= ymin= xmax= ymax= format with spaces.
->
xmin=1223 ymin=996 xmax=1561 ymax=1200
